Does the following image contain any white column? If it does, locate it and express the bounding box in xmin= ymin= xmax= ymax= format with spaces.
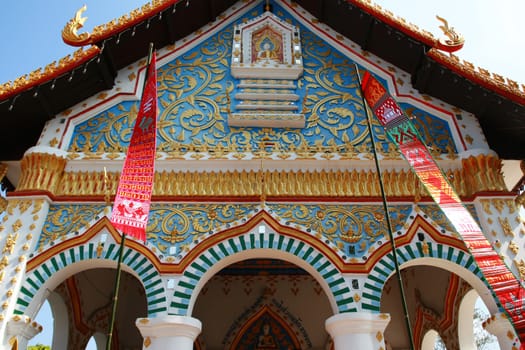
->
xmin=5 ymin=315 xmax=42 ymax=349
xmin=325 ymin=312 xmax=391 ymax=350
xmin=136 ymin=315 xmax=201 ymax=350
xmin=484 ymin=313 xmax=521 ymax=350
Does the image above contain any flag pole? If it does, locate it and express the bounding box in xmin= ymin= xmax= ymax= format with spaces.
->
xmin=355 ymin=64 xmax=415 ymax=350
xmin=106 ymin=233 xmax=126 ymax=350
xmin=106 ymin=42 xmax=155 ymax=350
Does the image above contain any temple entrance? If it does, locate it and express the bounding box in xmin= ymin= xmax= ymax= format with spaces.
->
xmin=33 ymin=268 xmax=147 ymax=349
xmin=380 ymin=264 xmax=495 ymax=350
xmin=192 ymin=258 xmax=333 ymax=349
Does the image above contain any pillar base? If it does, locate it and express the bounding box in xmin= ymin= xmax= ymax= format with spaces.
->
xmin=136 ymin=315 xmax=201 ymax=350
xmin=326 ymin=312 xmax=390 ymax=350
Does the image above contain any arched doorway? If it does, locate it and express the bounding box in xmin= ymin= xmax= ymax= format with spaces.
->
xmin=380 ymin=264 xmax=490 ymax=350
xmin=30 ymin=268 xmax=147 ymax=349
xmin=192 ymin=258 xmax=333 ymax=349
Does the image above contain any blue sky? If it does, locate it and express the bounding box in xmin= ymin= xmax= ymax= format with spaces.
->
xmin=0 ymin=0 xmax=524 ymax=84
xmin=3 ymin=0 xmax=521 ymax=348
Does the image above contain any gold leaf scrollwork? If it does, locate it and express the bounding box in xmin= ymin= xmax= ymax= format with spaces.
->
xmin=0 ymin=198 xmax=6 ymax=215
xmin=62 ymin=5 xmax=92 ymax=46
xmin=3 ymin=234 xmax=18 ymax=255
xmin=0 ymin=256 xmax=8 ymax=272
xmin=509 ymin=241 xmax=520 ymax=255
xmin=516 ymin=192 xmax=525 ymax=210
xmin=515 ymin=259 xmax=525 ymax=280
xmin=12 ymin=220 xmax=22 ymax=233
xmin=499 ymin=217 xmax=514 ymax=237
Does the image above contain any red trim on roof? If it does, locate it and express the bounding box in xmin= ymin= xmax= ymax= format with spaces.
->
xmin=348 ymin=0 xmax=437 ymax=47
xmin=0 ymin=46 xmax=100 ymax=101
xmin=428 ymin=49 xmax=525 ymax=106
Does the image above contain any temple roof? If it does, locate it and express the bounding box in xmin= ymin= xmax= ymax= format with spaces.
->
xmin=0 ymin=0 xmax=523 ymax=160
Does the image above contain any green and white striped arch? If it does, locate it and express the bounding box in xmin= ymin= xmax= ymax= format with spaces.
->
xmin=16 ymin=243 xmax=167 ymax=317
xmin=170 ymin=231 xmax=357 ymax=315
xmin=361 ymin=241 xmax=484 ymax=312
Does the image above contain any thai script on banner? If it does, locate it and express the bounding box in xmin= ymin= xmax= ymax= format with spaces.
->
xmin=361 ymin=70 xmax=525 ymax=344
xmin=111 ymin=52 xmax=158 ymax=242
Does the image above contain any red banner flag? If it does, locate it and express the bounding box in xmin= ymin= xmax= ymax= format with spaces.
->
xmin=361 ymin=70 xmax=525 ymax=344
xmin=111 ymin=52 xmax=158 ymax=242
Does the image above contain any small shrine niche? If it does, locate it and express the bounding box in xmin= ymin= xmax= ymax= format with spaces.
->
xmin=231 ymin=11 xmax=303 ymax=78
xmin=229 ymin=10 xmax=305 ymax=128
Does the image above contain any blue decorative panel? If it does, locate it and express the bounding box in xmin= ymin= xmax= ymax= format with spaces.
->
xmin=268 ymin=203 xmax=412 ymax=259
xmin=68 ymin=2 xmax=457 ymax=156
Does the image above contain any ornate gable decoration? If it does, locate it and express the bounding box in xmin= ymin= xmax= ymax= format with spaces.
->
xmin=229 ymin=11 xmax=305 ymax=128
xmin=231 ymin=11 xmax=303 ymax=79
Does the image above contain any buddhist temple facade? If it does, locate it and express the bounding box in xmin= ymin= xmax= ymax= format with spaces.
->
xmin=0 ymin=0 xmax=524 ymax=349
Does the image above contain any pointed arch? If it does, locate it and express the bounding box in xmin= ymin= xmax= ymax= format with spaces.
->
xmin=169 ymin=218 xmax=357 ymax=316
xmin=16 ymin=218 xmax=167 ymax=318
xmin=361 ymin=241 xmax=486 ymax=312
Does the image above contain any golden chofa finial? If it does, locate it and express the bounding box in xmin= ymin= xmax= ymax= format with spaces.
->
xmin=62 ymin=5 xmax=92 ymax=46
xmin=434 ymin=15 xmax=465 ymax=53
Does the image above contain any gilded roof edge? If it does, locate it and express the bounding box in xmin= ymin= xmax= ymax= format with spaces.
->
xmin=62 ymin=0 xmax=182 ymax=47
xmin=349 ymin=0 xmax=438 ymax=47
xmin=0 ymin=46 xmax=100 ymax=101
xmin=1 ymin=0 xmax=524 ymax=105
xmin=428 ymin=49 xmax=525 ymax=106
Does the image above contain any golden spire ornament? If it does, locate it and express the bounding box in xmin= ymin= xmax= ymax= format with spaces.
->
xmin=435 ymin=15 xmax=465 ymax=53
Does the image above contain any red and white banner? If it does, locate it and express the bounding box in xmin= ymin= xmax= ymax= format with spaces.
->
xmin=111 ymin=52 xmax=158 ymax=242
xmin=361 ymin=70 xmax=525 ymax=344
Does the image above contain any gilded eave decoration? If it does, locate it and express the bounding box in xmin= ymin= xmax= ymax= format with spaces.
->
xmin=54 ymin=156 xmax=507 ymax=198
xmin=61 ymin=1 xmax=180 ymax=47
xmin=0 ymin=46 xmax=99 ymax=101
xmin=428 ymin=49 xmax=525 ymax=104
xmin=3 ymin=0 xmax=523 ymax=103
xmin=67 ymin=8 xmax=457 ymax=159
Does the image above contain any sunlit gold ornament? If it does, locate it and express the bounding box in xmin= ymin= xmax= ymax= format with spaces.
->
xmin=3 ymin=233 xmax=18 ymax=255
xmin=62 ymin=5 xmax=91 ymax=46
xmin=435 ymin=15 xmax=465 ymax=53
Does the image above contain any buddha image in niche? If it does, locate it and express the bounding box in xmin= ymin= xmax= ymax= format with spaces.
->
xmin=254 ymin=36 xmax=282 ymax=64
xmin=256 ymin=322 xmax=277 ymax=349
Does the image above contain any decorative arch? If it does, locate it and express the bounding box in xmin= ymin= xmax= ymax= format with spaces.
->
xmin=361 ymin=241 xmax=486 ymax=312
xmin=169 ymin=222 xmax=356 ymax=316
xmin=16 ymin=219 xmax=168 ymax=318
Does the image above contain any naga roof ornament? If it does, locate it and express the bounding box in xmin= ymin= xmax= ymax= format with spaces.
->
xmin=61 ymin=5 xmax=92 ymax=46
xmin=0 ymin=0 xmax=523 ymax=105
xmin=61 ymin=1 xmax=180 ymax=47
xmin=434 ymin=15 xmax=465 ymax=53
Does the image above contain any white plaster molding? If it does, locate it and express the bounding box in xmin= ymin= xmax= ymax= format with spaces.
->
xmin=484 ymin=313 xmax=521 ymax=350
xmin=325 ymin=312 xmax=390 ymax=350
xmin=5 ymin=315 xmax=42 ymax=348
xmin=24 ymin=146 xmax=68 ymax=159
xmin=136 ymin=315 xmax=201 ymax=350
